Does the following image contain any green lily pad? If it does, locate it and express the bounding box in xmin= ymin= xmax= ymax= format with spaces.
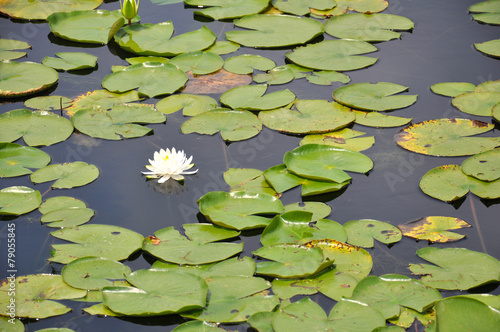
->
xmin=102 ymin=62 xmax=188 ymax=98
xmin=156 ymin=94 xmax=218 ymax=116
xmin=103 ymin=269 xmax=208 ymax=316
xmin=0 ymin=186 xmax=41 ymax=215
xmin=41 ymin=207 xmax=94 ymax=228
xmin=47 ymin=10 xmax=127 ymax=44
xmin=325 ymin=13 xmax=414 ymax=41
xmin=223 ymin=168 xmax=277 ymax=196
xmin=335 ymin=0 xmax=388 ymax=13
xmin=114 ymin=22 xmax=216 ymax=56
xmin=420 ymin=164 xmax=500 ymax=201
xmin=0 ymin=62 xmax=58 ymax=98
xmin=253 ymin=243 xmax=334 ymax=278
xmin=0 ymin=317 xmax=23 ymax=332
xmin=461 ymin=148 xmax=500 ymax=181
xmin=71 ymin=103 xmax=166 ymax=140
xmin=430 ymin=82 xmax=476 ymax=97
xmin=285 ymin=39 xmax=378 ymax=71
xmin=451 ymin=91 xmax=500 ymax=116
xmin=50 ymin=224 xmax=144 ymax=264
xmin=272 ymin=0 xmax=336 ymax=15
xmin=494 ymin=102 xmax=500 ymax=122
xmin=395 ymin=118 xmax=500 ymax=156
xmin=223 ymin=54 xmax=275 ymax=75
xmin=183 ymin=69 xmax=253 ymax=94
xmin=409 ymin=247 xmax=500 ymax=290
xmin=259 ymin=99 xmax=354 ymax=134
xmin=0 ymin=0 xmax=103 ymax=20
xmin=226 ymin=14 xmax=324 ymax=48
xmin=470 ymin=0 xmax=500 ymax=25
xmin=39 ymin=196 xmax=87 ymax=213
xmin=67 ymin=89 xmax=142 ymax=116
xmin=205 ymin=41 xmax=240 ymax=55
xmin=220 ymin=85 xmax=296 ymax=111
xmin=152 ymin=256 xmax=256 ymax=278
xmin=300 ymin=128 xmax=375 ymax=151
xmin=30 ymin=162 xmax=99 ymax=189
xmin=143 ymin=224 xmax=242 ymax=265
xmin=172 ymin=321 xmax=228 ymax=332
xmin=25 ymin=96 xmax=73 ymax=111
xmin=260 ymin=211 xmax=346 ymax=246
xmin=0 ymin=109 xmax=73 ymax=146
xmin=388 ymin=307 xmax=435 ymax=329
xmin=0 ymin=143 xmax=51 ymax=177
xmin=186 ymin=0 xmax=269 ymax=20
xmin=0 ymin=39 xmax=30 ymax=61
xmin=398 ymin=216 xmax=471 ymax=243
xmin=475 ymin=38 xmax=500 ymax=57
xmin=0 ymin=274 xmax=86 ymax=319
xmin=435 ymin=297 xmax=500 ymax=331
xmin=305 ymin=70 xmax=351 ymax=86
xmin=253 ymin=65 xmax=296 ymax=85
xmin=126 ymin=56 xmax=169 ymax=65
xmin=42 ymin=52 xmax=97 ymax=71
xmin=333 ymin=82 xmax=417 ymax=111
xmin=169 ymin=51 xmax=223 ymax=75
xmin=282 ymin=202 xmax=332 ymax=221
xmin=354 ymin=110 xmax=412 ymax=127
xmin=62 ymin=257 xmax=131 ymax=290
xmin=181 ymin=108 xmax=262 ymax=141
xmin=349 ymin=274 xmax=442 ymax=319
xmin=198 ymin=191 xmax=284 ymax=230
xmin=344 ymin=219 xmax=402 ymax=248
xmin=284 ymin=144 xmax=373 ymax=184
xmin=272 ymin=297 xmax=386 ymax=331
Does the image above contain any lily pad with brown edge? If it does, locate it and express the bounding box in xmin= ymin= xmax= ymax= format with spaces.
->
xmin=0 ymin=274 xmax=86 ymax=319
xmin=343 ymin=219 xmax=402 ymax=248
xmin=409 ymin=247 xmax=500 ymax=290
xmin=475 ymin=39 xmax=500 ymax=57
xmin=66 ymin=90 xmax=143 ymax=116
xmin=299 ymin=128 xmax=375 ymax=152
xmin=461 ymin=148 xmax=500 ymax=181
xmin=333 ymin=82 xmax=417 ymax=111
xmin=0 ymin=62 xmax=58 ymax=98
xmin=42 ymin=52 xmax=98 ymax=71
xmin=185 ymin=0 xmax=269 ymax=20
xmin=0 ymin=186 xmax=42 ymax=215
xmin=0 ymin=39 xmax=30 ymax=61
xmin=398 ymin=216 xmax=471 ymax=243
xmin=181 ymin=108 xmax=262 ymax=141
xmin=156 ymin=94 xmax=218 ymax=116
xmin=305 ymin=70 xmax=351 ymax=86
xmin=430 ymin=82 xmax=476 ymax=97
xmin=259 ymin=99 xmax=355 ymax=134
xmin=354 ymin=110 xmax=412 ymax=127
xmin=0 ymin=143 xmax=51 ymax=177
xmin=419 ymin=164 xmax=500 ymax=201
xmin=0 ymin=0 xmax=103 ymax=21
xmin=25 ymin=96 xmax=73 ymax=111
xmin=30 ymin=161 xmax=99 ymax=189
xmin=0 ymin=109 xmax=73 ymax=146
xmin=220 ymin=85 xmax=296 ymax=111
xmin=182 ymin=69 xmax=252 ymax=94
xmin=223 ymin=168 xmax=278 ymax=196
xmin=253 ymin=65 xmax=296 ymax=85
xmin=223 ymin=54 xmax=276 ymax=75
xmin=335 ymin=0 xmax=388 ymax=14
xmin=142 ymin=224 xmax=242 ymax=265
xmin=272 ymin=0 xmax=336 ymax=16
xmin=395 ymin=118 xmax=500 ymax=156
xmin=169 ymin=51 xmax=224 ymax=75
xmin=226 ymin=14 xmax=325 ymax=48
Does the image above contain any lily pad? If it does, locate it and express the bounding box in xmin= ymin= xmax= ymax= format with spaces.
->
xmin=172 ymin=321 xmax=229 ymax=331
xmin=67 ymin=89 xmax=142 ymax=116
xmin=395 ymin=118 xmax=500 ymax=156
xmin=62 ymin=257 xmax=131 ymax=290
xmin=39 ymin=196 xmax=87 ymax=213
xmin=253 ymin=65 xmax=296 ymax=85
xmin=220 ymin=85 xmax=296 ymax=111
xmin=475 ymin=39 xmax=500 ymax=57
xmin=0 ymin=317 xmax=23 ymax=332
xmin=435 ymin=296 xmax=500 ymax=331
xmin=282 ymin=202 xmax=332 ymax=221
xmin=260 ymin=99 xmax=354 ymax=134
xmin=183 ymin=69 xmax=253 ymax=94
xmin=181 ymin=108 xmax=262 ymax=141
xmin=300 ymin=128 xmax=375 ymax=151
xmin=349 ymin=274 xmax=442 ymax=319
xmin=344 ymin=219 xmax=402 ymax=248
xmin=0 ymin=186 xmax=41 ymax=215
xmin=152 ymin=256 xmax=256 ymax=278
xmin=226 ymin=14 xmax=324 ymax=48
xmin=30 ymin=162 xmax=99 ymax=189
xmin=114 ymin=22 xmax=216 ymax=56
xmin=284 ymin=144 xmax=373 ymax=184
xmin=451 ymin=90 xmax=500 ymax=116
xmin=223 ymin=54 xmax=275 ymax=75
xmin=142 ymin=224 xmax=242 ymax=265
xmin=325 ymin=13 xmax=414 ymax=41
xmin=470 ymin=0 xmax=500 ymax=25
xmin=0 ymin=143 xmax=51 ymax=177
xmin=334 ymin=0 xmax=388 ymax=13
xmin=156 ymin=94 xmax=218 ymax=116
xmin=41 ymin=206 xmax=94 ymax=228
xmin=409 ymin=247 xmax=500 ymax=290
xmin=50 ymin=224 xmax=144 ymax=264
xmin=25 ymin=96 xmax=73 ymax=111
xmin=103 ymin=269 xmax=208 ymax=316
xmin=398 ymin=216 xmax=471 ymax=243
xmin=205 ymin=41 xmax=240 ymax=55
xmin=0 ymin=274 xmax=86 ymax=319
xmin=47 ymin=10 xmax=127 ymax=44
xmin=42 ymin=52 xmax=98 ymax=71
xmin=354 ymin=110 xmax=412 ymax=127
xmin=461 ymin=148 xmax=500 ymax=181
xmin=0 ymin=39 xmax=30 ymax=61
xmin=0 ymin=0 xmax=103 ymax=21
xmin=430 ymin=82 xmax=476 ymax=97
xmin=186 ymin=0 xmax=269 ymax=20
xmin=102 ymin=62 xmax=188 ymax=97
xmin=285 ymin=39 xmax=378 ymax=71
xmin=305 ymin=70 xmax=351 ymax=86
xmin=272 ymin=0 xmax=336 ymax=15
xmin=71 ymin=104 xmax=166 ymax=140
xmin=169 ymin=51 xmax=223 ymax=75
xmin=333 ymin=82 xmax=417 ymax=111
xmin=223 ymin=168 xmax=277 ymax=196
xmin=0 ymin=62 xmax=58 ymax=98
xmin=198 ymin=191 xmax=284 ymax=230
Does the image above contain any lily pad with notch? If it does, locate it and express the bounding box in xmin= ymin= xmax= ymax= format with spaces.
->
xmin=223 ymin=54 xmax=275 ymax=75
xmin=300 ymin=128 xmax=375 ymax=152
xmin=42 ymin=52 xmax=98 ymax=71
xmin=169 ymin=51 xmax=224 ymax=75
xmin=25 ymin=96 xmax=73 ymax=111
xmin=223 ymin=168 xmax=277 ymax=196
xmin=0 ymin=39 xmax=30 ymax=61
xmin=470 ymin=0 xmax=500 ymax=25
xmin=254 ymin=65 xmax=297 ymax=85
xmin=39 ymin=196 xmax=94 ymax=228
xmin=220 ymin=85 xmax=296 ymax=111
xmin=185 ymin=0 xmax=270 ymax=20
xmin=0 ymin=143 xmax=51 ymax=177
xmin=272 ymin=0 xmax=336 ymax=16
xmin=30 ymin=161 xmax=99 ymax=189
xmin=430 ymin=82 xmax=476 ymax=97
xmin=354 ymin=110 xmax=412 ymax=127
xmin=156 ymin=94 xmax=218 ymax=116
xmin=67 ymin=89 xmax=142 ymax=116
xmin=305 ymin=70 xmax=351 ymax=86
xmin=475 ymin=39 xmax=500 ymax=57
xmin=398 ymin=216 xmax=471 ymax=243
xmin=461 ymin=148 xmax=500 ymax=181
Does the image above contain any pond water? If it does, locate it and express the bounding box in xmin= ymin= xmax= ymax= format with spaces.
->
xmin=1 ymin=0 xmax=499 ymax=331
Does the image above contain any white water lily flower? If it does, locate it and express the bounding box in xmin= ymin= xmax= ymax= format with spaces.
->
xmin=142 ymin=148 xmax=198 ymax=183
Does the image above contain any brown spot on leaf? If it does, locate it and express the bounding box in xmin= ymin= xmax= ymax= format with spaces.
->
xmin=147 ymin=235 xmax=161 ymax=245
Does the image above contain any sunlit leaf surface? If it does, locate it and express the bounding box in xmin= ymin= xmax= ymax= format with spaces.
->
xmin=0 ymin=62 xmax=58 ymax=98
xmin=0 ymin=186 xmax=41 ymax=215
xmin=186 ymin=0 xmax=270 ymax=20
xmin=344 ymin=219 xmax=402 ymax=248
xmin=398 ymin=216 xmax=471 ymax=243
xmin=0 ymin=0 xmax=103 ymax=20
xmin=30 ymin=162 xmax=99 ymax=189
xmin=300 ymin=128 xmax=375 ymax=151
xmin=42 ymin=52 xmax=98 ymax=71
xmin=0 ymin=143 xmax=51 ymax=177
xmin=0 ymin=39 xmax=30 ymax=61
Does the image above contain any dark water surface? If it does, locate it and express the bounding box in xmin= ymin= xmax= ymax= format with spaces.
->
xmin=1 ymin=0 xmax=499 ymax=331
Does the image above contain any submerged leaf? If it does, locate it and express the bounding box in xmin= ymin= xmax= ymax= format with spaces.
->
xmin=182 ymin=69 xmax=252 ymax=94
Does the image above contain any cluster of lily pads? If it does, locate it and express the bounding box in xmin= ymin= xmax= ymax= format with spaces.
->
xmin=470 ymin=0 xmax=500 ymax=58
xmin=1 ymin=0 xmax=500 ymax=331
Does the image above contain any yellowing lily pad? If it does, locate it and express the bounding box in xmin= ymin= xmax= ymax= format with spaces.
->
xmin=67 ymin=89 xmax=142 ymax=116
xmin=182 ymin=69 xmax=253 ymax=94
xmin=398 ymin=216 xmax=471 ymax=243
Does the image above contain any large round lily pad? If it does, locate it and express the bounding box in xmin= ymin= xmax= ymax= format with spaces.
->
xmin=0 ymin=0 xmax=103 ymax=21
xmin=156 ymin=94 xmax=218 ymax=116
xmin=0 ymin=62 xmax=58 ymax=98
xmin=62 ymin=257 xmax=131 ymax=290
xmin=0 ymin=143 xmax=51 ymax=177
xmin=185 ymin=0 xmax=269 ymax=20
xmin=226 ymin=14 xmax=325 ymax=48
xmin=169 ymin=51 xmax=223 ymax=75
xmin=434 ymin=297 xmax=500 ymax=331
xmin=220 ymin=85 xmax=296 ymax=111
